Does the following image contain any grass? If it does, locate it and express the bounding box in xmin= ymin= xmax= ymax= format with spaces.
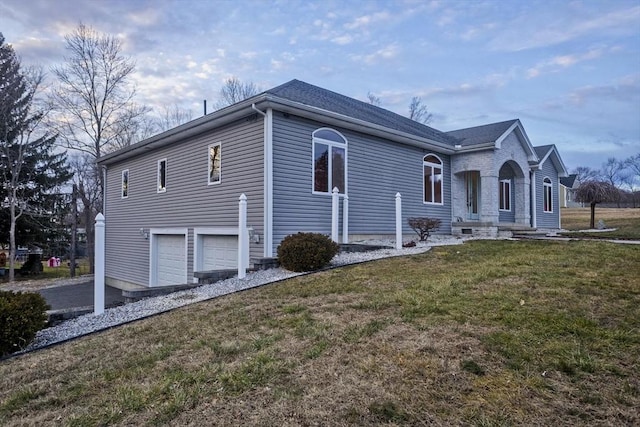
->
xmin=1 ymin=240 xmax=639 ymax=425
xmin=561 ymin=207 xmax=640 ymax=239
xmin=0 ymin=258 xmax=90 ymax=285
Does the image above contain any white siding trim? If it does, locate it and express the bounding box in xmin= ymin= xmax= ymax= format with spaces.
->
xmin=149 ymin=228 xmax=188 ymax=287
xmin=264 ymin=108 xmax=273 ymax=257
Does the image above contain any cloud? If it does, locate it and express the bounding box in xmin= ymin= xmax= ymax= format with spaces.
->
xmin=567 ymin=74 xmax=640 ymax=106
xmin=490 ymin=5 xmax=640 ymax=51
xmin=350 ymin=43 xmax=399 ymax=65
xmin=344 ymin=11 xmax=391 ymax=30
xmin=526 ymin=46 xmax=610 ymax=79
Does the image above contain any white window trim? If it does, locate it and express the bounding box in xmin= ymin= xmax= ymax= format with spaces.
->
xmin=311 ymin=127 xmax=348 ymax=196
xmin=423 ymin=153 xmax=444 ymax=205
xmin=157 ymin=158 xmax=167 ymax=193
xmin=121 ymin=169 xmax=129 ymax=199
xmin=208 ymin=142 xmax=222 ymax=185
xmin=543 ymin=176 xmax=553 ymax=213
xmin=148 ymin=228 xmax=188 ymax=287
xmin=499 ymin=179 xmax=511 ymax=211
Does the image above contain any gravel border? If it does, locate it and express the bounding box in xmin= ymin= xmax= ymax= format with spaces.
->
xmin=12 ymin=237 xmax=468 ymax=357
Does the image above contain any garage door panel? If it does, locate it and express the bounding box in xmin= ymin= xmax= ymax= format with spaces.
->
xmin=202 ymin=235 xmax=238 ymax=270
xmin=156 ymin=235 xmax=186 ymax=286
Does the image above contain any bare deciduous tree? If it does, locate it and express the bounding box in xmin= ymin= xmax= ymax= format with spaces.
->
xmin=574 ymin=181 xmax=618 ymax=229
xmin=601 ymin=157 xmax=628 ymax=207
xmin=573 ymin=166 xmax=601 ymax=183
xmin=49 ymin=24 xmax=149 ymax=189
xmin=216 ymin=77 xmax=261 ymax=109
xmin=625 ymin=153 xmax=640 ymax=190
xmin=366 ymin=91 xmax=381 ymax=106
xmin=155 ymin=104 xmax=193 ymax=132
xmin=408 ymin=96 xmax=433 ymax=124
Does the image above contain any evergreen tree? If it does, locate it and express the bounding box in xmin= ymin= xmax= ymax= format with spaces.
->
xmin=0 ymin=33 xmax=72 ymax=280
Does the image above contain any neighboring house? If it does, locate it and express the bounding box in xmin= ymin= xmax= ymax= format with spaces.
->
xmin=559 ymin=174 xmax=580 ymax=208
xmin=98 ymin=79 xmax=568 ymax=289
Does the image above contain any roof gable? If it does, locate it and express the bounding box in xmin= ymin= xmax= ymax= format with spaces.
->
xmin=446 ymin=119 xmax=537 ymax=160
xmin=533 ymin=144 xmax=569 ymax=177
xmin=560 ymin=174 xmax=578 ymax=188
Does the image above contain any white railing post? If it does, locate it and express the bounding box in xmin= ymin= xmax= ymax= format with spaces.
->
xmin=342 ymin=195 xmax=349 ymax=244
xmin=238 ymin=194 xmax=248 ymax=279
xmin=94 ymin=213 xmax=105 ymax=315
xmin=395 ymin=192 xmax=402 ymax=250
xmin=331 ymin=187 xmax=339 ymax=242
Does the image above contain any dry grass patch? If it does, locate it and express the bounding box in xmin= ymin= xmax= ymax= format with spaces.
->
xmin=1 ymin=240 xmax=639 ymax=426
xmin=561 ymin=207 xmax=640 ymax=239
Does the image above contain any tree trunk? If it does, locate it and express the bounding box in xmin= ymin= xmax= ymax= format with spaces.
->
xmin=590 ymin=202 xmax=596 ymax=229
xmin=70 ymin=184 xmax=77 ymax=277
xmin=9 ymin=197 xmax=16 ymax=282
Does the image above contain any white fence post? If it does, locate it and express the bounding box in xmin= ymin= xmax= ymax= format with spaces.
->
xmin=342 ymin=195 xmax=349 ymax=244
xmin=331 ymin=187 xmax=339 ymax=242
xmin=94 ymin=213 xmax=105 ymax=315
xmin=395 ymin=193 xmax=402 ymax=250
xmin=238 ymin=193 xmax=248 ymax=279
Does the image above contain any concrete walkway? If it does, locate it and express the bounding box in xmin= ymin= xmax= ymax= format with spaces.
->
xmin=37 ymin=281 xmax=126 ymax=311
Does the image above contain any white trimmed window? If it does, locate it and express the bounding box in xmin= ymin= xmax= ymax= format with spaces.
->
xmin=121 ymin=169 xmax=129 ymax=198
xmin=499 ymin=179 xmax=511 ymax=211
xmin=312 ymin=128 xmax=347 ymax=194
xmin=423 ymin=154 xmax=443 ymax=204
xmin=157 ymin=159 xmax=167 ymax=193
xmin=208 ymin=142 xmax=221 ymax=185
xmin=543 ymin=177 xmax=553 ymax=212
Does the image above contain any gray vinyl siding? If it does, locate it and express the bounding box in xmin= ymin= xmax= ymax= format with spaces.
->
xmin=104 ymin=117 xmax=264 ymax=287
xmin=272 ymin=113 xmax=451 ymax=252
xmin=535 ymin=159 xmax=560 ymax=229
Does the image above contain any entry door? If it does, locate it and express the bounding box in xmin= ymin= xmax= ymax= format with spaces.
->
xmin=466 ymin=171 xmax=480 ymax=220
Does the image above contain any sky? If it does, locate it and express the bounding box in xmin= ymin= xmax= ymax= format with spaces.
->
xmin=1 ymin=0 xmax=639 ymax=172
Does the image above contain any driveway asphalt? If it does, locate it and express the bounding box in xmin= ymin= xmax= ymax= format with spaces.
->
xmin=37 ymin=281 xmax=126 ymax=311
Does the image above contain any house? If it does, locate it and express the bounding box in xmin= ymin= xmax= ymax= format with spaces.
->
xmin=98 ymin=79 xmax=568 ymax=289
xmin=559 ymin=174 xmax=580 ymax=208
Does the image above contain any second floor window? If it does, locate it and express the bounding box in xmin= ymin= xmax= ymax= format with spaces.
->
xmin=122 ymin=169 xmax=129 ymax=198
xmin=209 ymin=143 xmax=221 ymax=185
xmin=158 ymin=159 xmax=167 ymax=193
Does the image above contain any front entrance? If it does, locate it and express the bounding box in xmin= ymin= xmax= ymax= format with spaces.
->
xmin=466 ymin=171 xmax=480 ymax=220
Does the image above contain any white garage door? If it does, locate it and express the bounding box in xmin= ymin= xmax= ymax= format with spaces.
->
xmin=156 ymin=234 xmax=186 ymax=286
xmin=202 ymin=235 xmax=238 ymax=270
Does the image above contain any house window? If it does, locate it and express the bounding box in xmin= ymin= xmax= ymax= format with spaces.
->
xmin=543 ymin=177 xmax=553 ymax=212
xmin=312 ymin=128 xmax=347 ymax=194
xmin=499 ymin=179 xmax=511 ymax=211
xmin=208 ymin=143 xmax=221 ymax=185
xmin=121 ymin=169 xmax=129 ymax=199
xmin=157 ymin=159 xmax=167 ymax=193
xmin=423 ymin=154 xmax=443 ymax=204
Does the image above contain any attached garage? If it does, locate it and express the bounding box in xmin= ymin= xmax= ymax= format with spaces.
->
xmin=201 ymin=235 xmax=238 ymax=270
xmin=150 ymin=230 xmax=188 ymax=287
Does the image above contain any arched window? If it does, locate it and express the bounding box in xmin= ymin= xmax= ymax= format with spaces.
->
xmin=543 ymin=177 xmax=553 ymax=213
xmin=312 ymin=128 xmax=347 ymax=194
xmin=423 ymin=154 xmax=443 ymax=204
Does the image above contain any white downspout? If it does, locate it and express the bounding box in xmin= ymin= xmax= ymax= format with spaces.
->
xmin=252 ymin=103 xmax=273 ymax=257
xmin=531 ymin=170 xmax=537 ymax=228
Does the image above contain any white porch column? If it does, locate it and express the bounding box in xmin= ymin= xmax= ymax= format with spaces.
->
xmin=342 ymin=195 xmax=349 ymax=244
xmin=331 ymin=187 xmax=339 ymax=242
xmin=94 ymin=213 xmax=105 ymax=315
xmin=395 ymin=192 xmax=402 ymax=250
xmin=238 ymin=194 xmax=248 ymax=279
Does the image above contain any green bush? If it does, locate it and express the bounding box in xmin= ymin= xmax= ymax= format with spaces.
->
xmin=0 ymin=291 xmax=49 ymax=356
xmin=277 ymin=232 xmax=340 ymax=272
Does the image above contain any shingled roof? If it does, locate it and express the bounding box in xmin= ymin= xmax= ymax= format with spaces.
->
xmin=265 ymin=79 xmax=458 ymax=146
xmin=444 ymin=119 xmax=519 ymax=146
xmin=534 ymin=144 xmax=554 ymax=159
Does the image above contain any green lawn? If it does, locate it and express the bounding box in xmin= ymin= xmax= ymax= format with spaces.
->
xmin=1 ymin=240 xmax=639 ymax=426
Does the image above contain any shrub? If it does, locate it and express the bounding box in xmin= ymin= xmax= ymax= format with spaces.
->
xmin=0 ymin=291 xmax=49 ymax=356
xmin=277 ymin=232 xmax=340 ymax=272
xmin=408 ymin=217 xmax=441 ymax=241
